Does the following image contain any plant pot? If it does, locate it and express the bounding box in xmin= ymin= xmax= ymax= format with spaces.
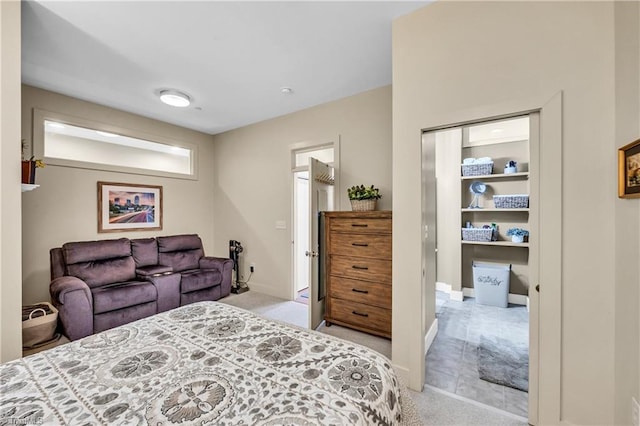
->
xmin=511 ymin=235 xmax=524 ymax=243
xmin=21 ymin=160 xmax=36 ymax=184
xmin=350 ymin=199 xmax=377 ymax=211
xmin=504 ymin=166 xmax=517 ymax=174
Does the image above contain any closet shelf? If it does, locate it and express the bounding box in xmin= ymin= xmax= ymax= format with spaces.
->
xmin=461 ymin=240 xmax=529 ymax=248
xmin=461 ymin=171 xmax=529 ymax=180
xmin=461 ymin=208 xmax=529 ymax=213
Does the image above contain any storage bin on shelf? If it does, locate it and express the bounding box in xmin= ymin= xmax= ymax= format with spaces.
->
xmin=461 ymin=162 xmax=493 ymax=177
xmin=493 ymin=194 xmax=529 ymax=208
xmin=461 ymin=227 xmax=494 ymax=242
xmin=472 ymin=262 xmax=511 ymax=308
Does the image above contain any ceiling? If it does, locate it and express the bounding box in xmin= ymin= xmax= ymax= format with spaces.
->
xmin=22 ymin=1 xmax=429 ymax=135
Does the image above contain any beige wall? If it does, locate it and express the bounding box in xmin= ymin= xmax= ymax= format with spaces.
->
xmin=614 ymin=2 xmax=640 ymax=424
xmin=211 ymin=86 xmax=392 ymax=299
xmin=0 ymin=0 xmax=23 ymax=363
xmin=21 ymin=86 xmax=218 ymax=305
xmin=393 ymin=1 xmax=638 ymax=424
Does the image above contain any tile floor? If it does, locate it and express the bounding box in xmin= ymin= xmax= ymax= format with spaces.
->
xmin=426 ymin=291 xmax=529 ymax=418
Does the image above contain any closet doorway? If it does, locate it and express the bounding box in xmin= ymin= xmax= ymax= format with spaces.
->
xmin=290 ymin=142 xmax=338 ymax=328
xmin=423 ymin=114 xmax=539 ymax=421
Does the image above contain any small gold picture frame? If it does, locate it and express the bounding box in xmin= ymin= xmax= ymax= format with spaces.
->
xmin=619 ymin=138 xmax=640 ymax=198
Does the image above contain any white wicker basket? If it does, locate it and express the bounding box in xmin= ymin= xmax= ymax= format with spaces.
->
xmin=350 ymin=199 xmax=377 ymax=211
xmin=493 ymin=194 xmax=529 ymax=209
xmin=461 ymin=227 xmax=494 ymax=242
xmin=461 ymin=162 xmax=493 ymax=177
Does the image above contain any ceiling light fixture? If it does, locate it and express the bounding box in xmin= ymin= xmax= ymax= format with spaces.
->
xmin=280 ymin=87 xmax=293 ymax=94
xmin=96 ymin=130 xmax=118 ymax=137
xmin=159 ymin=89 xmax=191 ymax=107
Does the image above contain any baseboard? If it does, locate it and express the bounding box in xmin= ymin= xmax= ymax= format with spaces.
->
xmin=424 ymin=318 xmax=439 ymax=356
xmin=461 ymin=287 xmax=528 ymax=306
xmin=435 ymin=281 xmax=451 ymax=292
xmin=436 ymin=281 xmax=464 ymax=301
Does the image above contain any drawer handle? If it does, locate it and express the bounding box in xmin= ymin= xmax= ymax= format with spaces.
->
xmin=352 ymin=265 xmax=369 ymax=270
xmin=351 ymin=242 xmax=369 ymax=247
xmin=352 ymin=310 xmax=369 ymax=317
xmin=351 ymin=224 xmax=368 ymax=227
xmin=352 ymin=288 xmax=369 ymax=294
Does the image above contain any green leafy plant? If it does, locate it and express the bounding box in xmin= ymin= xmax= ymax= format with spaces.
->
xmin=506 ymin=227 xmax=529 ymax=237
xmin=347 ymin=185 xmax=381 ymax=201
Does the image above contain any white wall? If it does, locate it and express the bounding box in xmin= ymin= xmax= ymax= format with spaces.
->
xmin=211 ymin=86 xmax=392 ymax=299
xmin=21 ymin=86 xmax=218 ymax=305
xmin=0 ymin=0 xmax=23 ymax=363
xmin=393 ymin=1 xmax=639 ymax=424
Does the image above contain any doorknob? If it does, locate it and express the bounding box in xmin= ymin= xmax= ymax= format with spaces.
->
xmin=305 ymin=251 xmax=319 ymax=258
xmin=535 ymin=284 xmax=540 ymax=293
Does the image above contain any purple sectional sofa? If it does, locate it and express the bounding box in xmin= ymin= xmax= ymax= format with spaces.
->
xmin=49 ymin=234 xmax=233 ymax=341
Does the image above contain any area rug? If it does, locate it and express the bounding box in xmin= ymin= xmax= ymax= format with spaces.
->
xmin=477 ymin=335 xmax=529 ymax=392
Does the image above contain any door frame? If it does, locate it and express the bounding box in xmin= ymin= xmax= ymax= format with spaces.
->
xmin=416 ymin=92 xmax=562 ymax=425
xmin=289 ymin=138 xmax=340 ymax=302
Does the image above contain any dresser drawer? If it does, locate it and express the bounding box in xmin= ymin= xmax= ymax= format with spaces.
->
xmin=329 ymin=233 xmax=391 ymax=260
xmin=330 ymin=218 xmax=391 ymax=235
xmin=329 ymin=276 xmax=391 ymax=309
xmin=330 ymin=256 xmax=391 ymax=284
xmin=329 ymin=297 xmax=391 ymax=335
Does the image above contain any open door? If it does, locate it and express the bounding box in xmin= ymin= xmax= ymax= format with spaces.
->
xmin=308 ymin=158 xmax=334 ymax=329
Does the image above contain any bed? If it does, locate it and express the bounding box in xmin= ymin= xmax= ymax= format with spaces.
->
xmin=0 ymin=301 xmax=416 ymax=425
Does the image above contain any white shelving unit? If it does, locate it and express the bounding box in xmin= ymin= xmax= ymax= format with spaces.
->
xmin=459 ymin=116 xmax=531 ymax=297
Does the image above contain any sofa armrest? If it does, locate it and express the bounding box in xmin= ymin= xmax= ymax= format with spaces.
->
xmin=199 ymin=257 xmax=233 ymax=297
xmin=199 ymin=256 xmax=233 ymax=271
xmin=50 ymin=276 xmax=93 ymax=341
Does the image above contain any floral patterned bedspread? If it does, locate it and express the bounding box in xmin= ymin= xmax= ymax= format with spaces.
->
xmin=0 ymin=301 xmax=404 ymax=425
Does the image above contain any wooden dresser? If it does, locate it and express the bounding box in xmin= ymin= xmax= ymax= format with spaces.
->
xmin=322 ymin=211 xmax=392 ymax=338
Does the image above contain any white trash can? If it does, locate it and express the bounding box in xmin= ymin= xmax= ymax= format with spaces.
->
xmin=472 ymin=262 xmax=511 ymax=308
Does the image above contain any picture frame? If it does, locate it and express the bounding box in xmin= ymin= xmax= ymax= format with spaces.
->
xmin=618 ymin=138 xmax=640 ymax=199
xmin=98 ymin=181 xmax=163 ymax=233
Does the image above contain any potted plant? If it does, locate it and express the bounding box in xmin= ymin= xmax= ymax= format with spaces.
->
xmin=21 ymin=139 xmax=45 ymax=184
xmin=506 ymin=227 xmax=529 ymax=243
xmin=347 ymin=185 xmax=381 ymax=211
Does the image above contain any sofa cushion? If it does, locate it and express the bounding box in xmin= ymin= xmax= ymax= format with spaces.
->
xmin=180 ymin=269 xmax=222 ymax=293
xmin=67 ymin=256 xmax=136 ymax=288
xmin=131 ymin=238 xmax=158 ymax=267
xmin=63 ymin=238 xmax=131 ymax=264
xmin=91 ymin=280 xmax=157 ymax=314
xmin=159 ymin=251 xmax=202 ymax=272
xmin=157 ymin=234 xmax=203 ymax=252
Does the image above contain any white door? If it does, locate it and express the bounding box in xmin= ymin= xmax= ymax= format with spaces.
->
xmin=308 ymin=158 xmax=334 ymax=329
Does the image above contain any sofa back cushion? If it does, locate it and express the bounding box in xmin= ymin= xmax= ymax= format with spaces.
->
xmin=157 ymin=234 xmax=203 ymax=272
xmin=63 ymin=238 xmax=136 ymax=288
xmin=131 ymin=238 xmax=158 ymax=267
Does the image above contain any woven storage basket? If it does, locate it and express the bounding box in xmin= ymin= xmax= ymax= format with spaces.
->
xmin=22 ymin=302 xmax=58 ymax=348
xmin=493 ymin=194 xmax=529 ymax=209
xmin=461 ymin=228 xmax=494 ymax=242
xmin=461 ymin=162 xmax=493 ymax=177
xmin=350 ymin=199 xmax=377 ymax=211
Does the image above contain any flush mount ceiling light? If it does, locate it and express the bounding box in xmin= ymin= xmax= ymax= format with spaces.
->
xmin=159 ymin=89 xmax=191 ymax=107
xmin=96 ymin=130 xmax=118 ymax=137
xmin=280 ymin=87 xmax=293 ymax=94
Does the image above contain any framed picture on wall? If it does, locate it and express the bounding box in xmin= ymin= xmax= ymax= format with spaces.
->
xmin=618 ymin=138 xmax=640 ymax=199
xmin=98 ymin=182 xmax=163 ymax=232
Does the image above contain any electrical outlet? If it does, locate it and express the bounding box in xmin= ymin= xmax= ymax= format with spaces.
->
xmin=632 ymin=397 xmax=639 ymax=426
xmin=250 ymin=262 xmax=255 ymax=273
